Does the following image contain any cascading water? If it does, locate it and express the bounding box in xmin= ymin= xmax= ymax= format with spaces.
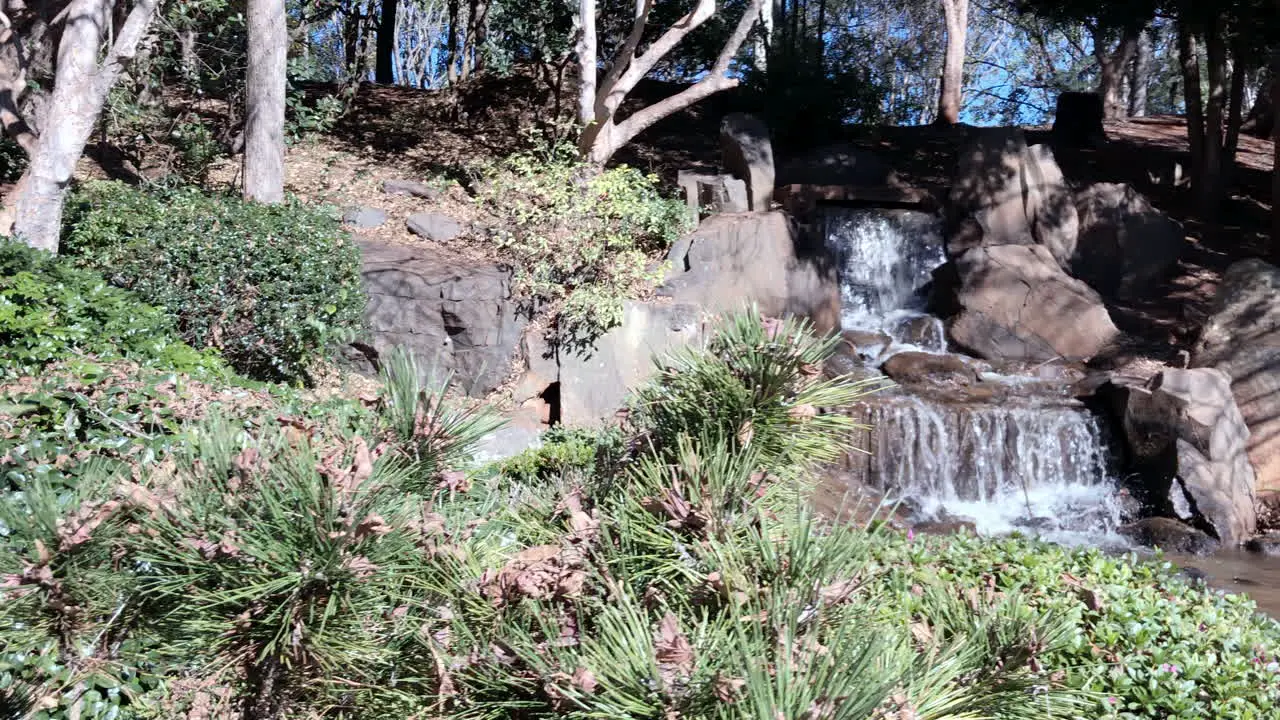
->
xmin=820 ymin=206 xmax=1123 ymax=543
xmin=820 ymin=208 xmax=948 ymax=354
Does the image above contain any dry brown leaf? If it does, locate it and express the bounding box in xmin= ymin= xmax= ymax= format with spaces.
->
xmin=572 ymin=667 xmax=598 ymax=694
xmin=654 ymin=612 xmax=694 ymax=686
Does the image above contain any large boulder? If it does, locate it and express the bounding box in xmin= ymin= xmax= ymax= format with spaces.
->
xmin=720 ymin=113 xmax=775 ymax=212
xmin=559 ymin=301 xmax=707 ymax=426
xmin=945 ymin=244 xmax=1119 ymax=362
xmin=948 ymin=129 xmax=1078 ymax=268
xmin=1051 ymin=92 xmax=1105 ymax=148
xmin=1193 ymin=259 xmax=1280 ymax=493
xmin=660 ymin=211 xmax=841 ymax=335
xmin=1072 ymin=183 xmax=1184 ymax=300
xmin=775 ymin=143 xmax=895 ymax=187
xmin=1113 ymin=368 xmax=1257 ymax=546
xmin=357 ymin=237 xmax=527 ymax=397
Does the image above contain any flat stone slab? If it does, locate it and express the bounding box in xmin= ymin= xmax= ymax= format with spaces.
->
xmin=407 ymin=212 xmax=464 ymax=242
xmin=342 ymin=206 xmax=389 ymax=229
xmin=383 ymin=178 xmax=441 ymax=199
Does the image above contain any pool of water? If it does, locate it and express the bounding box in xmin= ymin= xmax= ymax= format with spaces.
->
xmin=1162 ymin=550 xmax=1280 ymax=618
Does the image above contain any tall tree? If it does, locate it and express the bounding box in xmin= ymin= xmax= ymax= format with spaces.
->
xmin=1129 ymin=29 xmax=1152 ymax=116
xmin=576 ymin=0 xmax=765 ymax=165
xmin=3 ymin=0 xmax=160 ymax=252
xmin=244 ymin=0 xmax=288 ymax=203
xmin=376 ymin=0 xmax=398 ymax=83
xmin=936 ymin=0 xmax=968 ymax=124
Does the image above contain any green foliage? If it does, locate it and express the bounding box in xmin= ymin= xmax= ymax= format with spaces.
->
xmin=0 ymin=241 xmax=221 ymax=378
xmin=629 ymin=309 xmax=888 ymax=474
xmin=500 ymin=425 xmax=626 ymax=485
xmin=62 ymin=181 xmax=365 ymax=383
xmin=0 ymin=136 xmax=25 ymax=183
xmin=3 ymin=312 xmax=1279 ymax=720
xmin=473 ymin=143 xmax=690 ymax=347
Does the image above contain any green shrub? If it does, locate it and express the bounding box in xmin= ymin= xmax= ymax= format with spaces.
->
xmin=0 ymin=241 xmax=220 ymax=377
xmin=473 ymin=142 xmax=689 ymax=347
xmin=500 ymin=425 xmax=625 ymax=484
xmin=629 ymin=309 xmax=888 ymax=474
xmin=0 ymin=136 xmax=25 ymax=183
xmin=62 ymin=181 xmax=365 ymax=383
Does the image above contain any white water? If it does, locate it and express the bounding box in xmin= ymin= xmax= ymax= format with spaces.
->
xmin=820 ymin=208 xmax=947 ymax=355
xmin=821 ymin=207 xmax=1122 ymax=543
xmin=854 ymin=396 xmax=1123 ymax=543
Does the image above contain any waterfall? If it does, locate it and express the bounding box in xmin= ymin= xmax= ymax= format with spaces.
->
xmin=819 ymin=208 xmax=947 ymax=352
xmin=820 ymin=206 xmax=1122 ymax=543
xmin=847 ymin=396 xmax=1122 ymax=541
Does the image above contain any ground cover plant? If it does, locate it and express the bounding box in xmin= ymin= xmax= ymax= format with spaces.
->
xmin=0 ymin=311 xmax=1277 ymax=720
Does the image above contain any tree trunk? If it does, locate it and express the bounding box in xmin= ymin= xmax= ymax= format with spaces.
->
xmin=1271 ymin=50 xmax=1280 ymax=262
xmin=1226 ymin=53 xmax=1248 ymax=160
xmin=1129 ymin=29 xmax=1151 ymax=117
xmin=375 ymin=0 xmax=396 ymax=84
xmin=1095 ymin=25 xmax=1140 ymax=120
xmin=815 ymin=0 xmax=826 ymax=70
xmin=243 ymin=0 xmax=287 ymax=204
xmin=1201 ymin=14 xmax=1227 ymax=216
xmin=446 ymin=0 xmax=459 ymax=84
xmin=1178 ymin=17 xmax=1206 ymax=191
xmin=754 ymin=0 xmax=775 ymax=71
xmin=579 ymin=0 xmax=764 ymax=165
xmin=9 ymin=0 xmax=160 ymax=252
xmin=936 ymin=0 xmax=968 ymax=125
xmin=575 ymin=0 xmax=596 ymax=127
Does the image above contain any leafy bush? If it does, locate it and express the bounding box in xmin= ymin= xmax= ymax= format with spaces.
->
xmin=0 ymin=136 xmax=25 ymax=183
xmin=62 ymin=181 xmax=365 ymax=383
xmin=0 ymin=241 xmax=220 ymax=377
xmin=473 ymin=142 xmax=689 ymax=347
xmin=500 ymin=425 xmax=625 ymax=484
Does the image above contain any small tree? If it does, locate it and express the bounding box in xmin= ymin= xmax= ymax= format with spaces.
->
xmin=244 ymin=0 xmax=288 ymax=203
xmin=2 ymin=0 xmax=160 ymax=253
xmin=576 ymin=0 xmax=766 ymax=166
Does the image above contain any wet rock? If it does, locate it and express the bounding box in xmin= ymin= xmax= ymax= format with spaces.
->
xmin=889 ymin=314 xmax=946 ymax=351
xmin=659 ymin=212 xmax=841 ymax=335
xmin=407 ymin=212 xmax=464 ymax=242
xmin=1245 ymin=533 xmax=1280 ymax=557
xmin=880 ymin=351 xmax=975 ymax=386
xmin=911 ymin=520 xmax=978 ymax=536
xmin=357 ymin=237 xmax=527 ymax=397
xmin=1118 ymin=517 xmax=1221 ymax=555
xmin=1072 ymin=183 xmax=1184 ymax=300
xmin=946 ymin=244 xmax=1119 ymax=363
xmin=1192 ymin=259 xmax=1280 ymax=494
xmin=841 ymin=329 xmax=892 ymax=358
xmin=823 ymin=348 xmax=885 ymax=383
xmin=383 ymin=178 xmax=441 ymax=199
xmin=342 ymin=206 xmax=388 ymax=229
xmin=1114 ymin=368 xmax=1257 ymax=546
xmin=720 ymin=113 xmax=775 ymax=211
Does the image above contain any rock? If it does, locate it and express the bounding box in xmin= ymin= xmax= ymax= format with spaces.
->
xmin=720 ymin=113 xmax=775 ymax=212
xmin=1118 ymin=517 xmax=1221 ymax=555
xmin=775 ymin=143 xmax=895 ymax=187
xmin=1114 ymin=368 xmax=1257 ymax=545
xmin=510 ymin=327 xmax=559 ymax=405
xmin=1072 ymin=183 xmax=1184 ymax=299
xmin=888 ymin=314 xmax=945 ymax=352
xmin=841 ymin=329 xmax=892 ymax=358
xmin=383 ymin=178 xmax=441 ymax=199
xmin=342 ymin=206 xmax=388 ymax=229
xmin=676 ymin=171 xmax=748 ymax=222
xmin=948 ymin=129 xmax=1078 ymax=268
xmin=357 ymin=237 xmax=527 ymax=397
xmin=823 ymin=349 xmax=886 ymax=382
xmin=1192 ymin=259 xmax=1280 ymax=494
xmin=559 ymin=301 xmax=706 ymax=426
xmin=472 ymin=409 xmax=545 ymax=465
xmin=946 ymin=244 xmax=1119 ymax=363
xmin=1052 ymin=92 xmax=1106 ymax=148
xmin=880 ymin=351 xmax=975 ymax=386
xmin=911 ymin=520 xmax=977 ymax=536
xmin=1022 ymin=143 xmax=1079 ymax=266
xmin=659 ymin=212 xmax=841 ymax=335
xmin=407 ymin=212 xmax=464 ymax=242
xmin=1245 ymin=533 xmax=1280 ymax=556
